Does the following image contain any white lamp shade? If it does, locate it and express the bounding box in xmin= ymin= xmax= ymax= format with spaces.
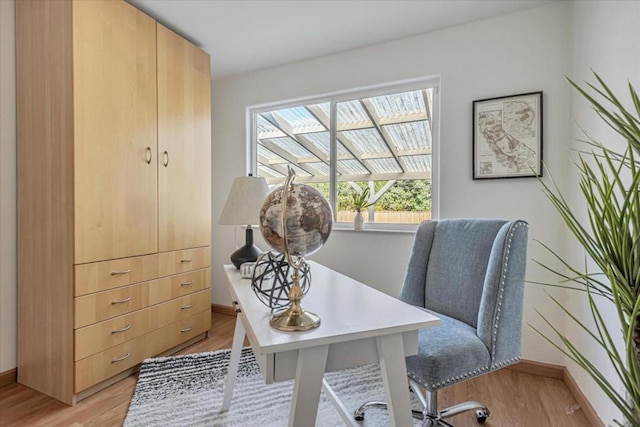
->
xmin=219 ymin=176 xmax=270 ymax=226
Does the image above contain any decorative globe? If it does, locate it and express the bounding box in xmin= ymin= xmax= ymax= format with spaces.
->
xmin=259 ymin=183 xmax=332 ymax=257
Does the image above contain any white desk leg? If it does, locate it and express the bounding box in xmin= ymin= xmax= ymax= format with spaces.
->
xmin=220 ymin=313 xmax=246 ymax=412
xmin=288 ymin=345 xmax=329 ymax=427
xmin=376 ymin=334 xmax=412 ymax=427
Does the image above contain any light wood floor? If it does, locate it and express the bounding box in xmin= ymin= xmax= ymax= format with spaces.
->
xmin=0 ymin=311 xmax=591 ymax=427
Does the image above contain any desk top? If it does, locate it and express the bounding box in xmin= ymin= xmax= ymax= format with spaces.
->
xmin=224 ymin=261 xmax=439 ymax=355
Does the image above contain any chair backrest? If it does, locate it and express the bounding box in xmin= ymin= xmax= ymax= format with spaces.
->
xmin=400 ymin=219 xmax=528 ymax=361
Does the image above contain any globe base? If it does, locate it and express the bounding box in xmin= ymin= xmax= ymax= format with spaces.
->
xmin=270 ymin=308 xmax=320 ymax=332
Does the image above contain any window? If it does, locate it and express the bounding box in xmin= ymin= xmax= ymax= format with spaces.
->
xmin=249 ymin=79 xmax=439 ymax=228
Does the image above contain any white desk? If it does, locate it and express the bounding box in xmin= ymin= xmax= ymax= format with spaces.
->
xmin=221 ymin=261 xmax=439 ymax=427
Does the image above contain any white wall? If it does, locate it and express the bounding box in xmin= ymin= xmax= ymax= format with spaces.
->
xmin=567 ymin=1 xmax=640 ymax=424
xmin=0 ymin=0 xmax=17 ymax=373
xmin=212 ymin=1 xmax=572 ymax=365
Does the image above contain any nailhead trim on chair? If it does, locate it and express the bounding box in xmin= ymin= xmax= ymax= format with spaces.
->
xmin=409 ymin=221 xmax=528 ymax=392
xmin=490 ymin=221 xmax=528 ymax=361
xmin=409 ymin=356 xmax=522 ymax=391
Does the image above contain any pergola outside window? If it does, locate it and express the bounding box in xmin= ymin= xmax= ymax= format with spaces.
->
xmin=250 ymin=79 xmax=439 ymax=226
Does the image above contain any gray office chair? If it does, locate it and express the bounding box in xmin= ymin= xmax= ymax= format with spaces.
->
xmin=354 ymin=219 xmax=528 ymax=426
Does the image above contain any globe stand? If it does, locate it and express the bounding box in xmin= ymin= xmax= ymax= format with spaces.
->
xmin=261 ymin=166 xmax=329 ymax=332
xmin=270 ymin=264 xmax=320 ymax=331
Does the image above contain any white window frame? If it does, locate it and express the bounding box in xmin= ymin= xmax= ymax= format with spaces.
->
xmin=247 ymin=76 xmax=441 ymax=232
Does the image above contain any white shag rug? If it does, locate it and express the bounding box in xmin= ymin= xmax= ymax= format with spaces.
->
xmin=124 ymin=347 xmax=423 ymax=426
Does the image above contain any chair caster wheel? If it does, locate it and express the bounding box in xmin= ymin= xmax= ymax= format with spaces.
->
xmin=354 ymin=414 xmax=364 ymax=421
xmin=476 ymin=408 xmax=489 ymax=424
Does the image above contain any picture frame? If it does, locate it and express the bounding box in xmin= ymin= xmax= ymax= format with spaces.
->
xmin=472 ymin=91 xmax=543 ymax=179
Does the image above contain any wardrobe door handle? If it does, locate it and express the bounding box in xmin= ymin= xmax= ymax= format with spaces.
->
xmin=181 ymin=281 xmax=193 ymax=287
xmin=163 ymin=151 xmax=169 ymax=167
xmin=180 ymin=326 xmax=194 ymax=333
xmin=110 ymin=269 xmax=131 ymax=276
xmin=111 ymin=296 xmax=131 ymax=305
xmin=145 ymin=147 xmax=152 ymax=164
xmin=111 ymin=352 xmax=131 ymax=363
xmin=111 ymin=324 xmax=132 ymax=334
xmin=181 ymin=304 xmax=193 ymax=310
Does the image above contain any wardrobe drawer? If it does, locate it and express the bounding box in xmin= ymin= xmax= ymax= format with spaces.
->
xmin=74 ymin=333 xmax=147 ymax=392
xmin=75 ymin=253 xmax=159 ymax=296
xmin=75 ymin=281 xmax=150 ymax=328
xmin=75 ymin=307 xmax=153 ymax=361
xmin=152 ymin=289 xmax=211 ymax=329
xmin=146 ymin=310 xmax=210 ymax=357
xmin=148 ymin=268 xmax=210 ymax=305
xmin=158 ymin=246 xmax=210 ymax=277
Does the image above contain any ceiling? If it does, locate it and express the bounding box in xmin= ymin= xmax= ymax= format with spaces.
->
xmin=130 ymin=0 xmax=551 ymax=79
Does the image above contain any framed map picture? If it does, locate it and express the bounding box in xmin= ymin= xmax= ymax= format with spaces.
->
xmin=473 ymin=91 xmax=543 ymax=179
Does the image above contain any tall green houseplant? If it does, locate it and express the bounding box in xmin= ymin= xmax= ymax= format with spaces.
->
xmin=535 ymin=73 xmax=640 ymax=426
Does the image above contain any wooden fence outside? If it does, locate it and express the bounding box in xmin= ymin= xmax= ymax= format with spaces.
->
xmin=336 ymin=210 xmax=432 ymax=224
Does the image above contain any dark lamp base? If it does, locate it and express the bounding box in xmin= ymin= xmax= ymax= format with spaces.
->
xmin=230 ymin=244 xmax=262 ymax=269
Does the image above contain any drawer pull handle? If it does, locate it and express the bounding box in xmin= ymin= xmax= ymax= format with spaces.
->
xmin=111 ymin=352 xmax=131 ymax=363
xmin=111 ymin=296 xmax=132 ymax=305
xmin=180 ymin=326 xmax=194 ymax=333
xmin=181 ymin=259 xmax=193 ymax=263
xmin=181 ymin=281 xmax=193 ymax=286
xmin=110 ymin=269 xmax=131 ymax=276
xmin=112 ymin=324 xmax=132 ymax=334
xmin=181 ymin=304 xmax=193 ymax=310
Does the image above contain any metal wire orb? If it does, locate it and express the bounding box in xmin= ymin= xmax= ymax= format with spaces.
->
xmin=251 ymin=251 xmax=311 ymax=310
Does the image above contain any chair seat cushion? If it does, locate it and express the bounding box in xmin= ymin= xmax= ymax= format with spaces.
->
xmin=406 ymin=310 xmax=491 ymax=391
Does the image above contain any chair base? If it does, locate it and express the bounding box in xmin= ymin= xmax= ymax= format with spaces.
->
xmin=439 ymin=401 xmax=489 ymax=424
xmin=353 ymin=402 xmax=425 ymax=421
xmin=422 ymin=419 xmax=456 ymax=427
xmin=353 ymin=379 xmax=490 ymax=426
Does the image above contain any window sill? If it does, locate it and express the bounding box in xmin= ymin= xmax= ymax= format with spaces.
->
xmin=332 ymin=222 xmax=417 ymax=234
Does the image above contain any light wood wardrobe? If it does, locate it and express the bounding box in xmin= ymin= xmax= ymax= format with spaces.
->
xmin=16 ymin=0 xmax=212 ymax=404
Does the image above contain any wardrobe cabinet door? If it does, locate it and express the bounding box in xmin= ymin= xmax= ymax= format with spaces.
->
xmin=157 ymin=24 xmax=211 ymax=252
xmin=73 ymin=0 xmax=158 ymax=264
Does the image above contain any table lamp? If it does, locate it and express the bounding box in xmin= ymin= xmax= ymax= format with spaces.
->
xmin=219 ymin=174 xmax=270 ymax=268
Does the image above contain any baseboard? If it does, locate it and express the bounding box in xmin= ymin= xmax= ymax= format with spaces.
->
xmin=212 ymin=303 xmax=236 ymax=317
xmin=563 ymin=367 xmax=605 ymax=427
xmin=506 ymin=359 xmax=564 ymax=379
xmin=508 ymin=360 xmax=603 ymax=427
xmin=0 ymin=368 xmax=17 ymax=387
